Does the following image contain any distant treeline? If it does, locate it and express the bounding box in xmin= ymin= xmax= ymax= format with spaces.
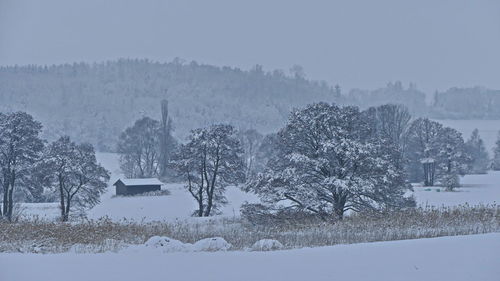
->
xmin=0 ymin=59 xmax=498 ymax=150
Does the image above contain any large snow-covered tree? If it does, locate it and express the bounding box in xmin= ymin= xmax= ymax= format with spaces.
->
xmin=465 ymin=129 xmax=489 ymax=174
xmin=42 ymin=136 xmax=109 ymax=221
xmin=247 ymin=103 xmax=414 ymax=221
xmin=0 ymin=112 xmax=44 ymax=221
xmin=117 ymin=117 xmax=161 ymax=178
xmin=171 ymin=124 xmax=245 ymax=217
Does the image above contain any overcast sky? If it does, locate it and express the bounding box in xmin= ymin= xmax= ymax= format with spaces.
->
xmin=1 ymin=0 xmax=499 ymax=93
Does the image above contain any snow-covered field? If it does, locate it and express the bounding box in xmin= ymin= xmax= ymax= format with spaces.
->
xmin=20 ymin=151 xmax=500 ymax=222
xmin=1 ymin=233 xmax=498 ymax=281
xmin=413 ymin=172 xmax=500 ymax=207
xmin=20 ymin=152 xmax=260 ymax=222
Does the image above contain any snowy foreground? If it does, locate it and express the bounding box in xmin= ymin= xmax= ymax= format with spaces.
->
xmin=1 ymin=233 xmax=498 ymax=281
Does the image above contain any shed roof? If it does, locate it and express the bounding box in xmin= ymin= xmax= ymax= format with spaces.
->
xmin=114 ymin=178 xmax=163 ymax=186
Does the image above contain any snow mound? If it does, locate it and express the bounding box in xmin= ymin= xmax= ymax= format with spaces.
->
xmin=69 ymin=239 xmax=126 ymax=254
xmin=143 ymin=236 xmax=192 ymax=253
xmin=192 ymin=237 xmax=232 ymax=252
xmin=122 ymin=236 xmax=232 ymax=254
xmin=251 ymin=239 xmax=284 ymax=251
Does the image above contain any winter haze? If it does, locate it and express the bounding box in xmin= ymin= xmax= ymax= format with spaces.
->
xmin=0 ymin=1 xmax=499 ymax=281
xmin=1 ymin=0 xmax=500 ymax=92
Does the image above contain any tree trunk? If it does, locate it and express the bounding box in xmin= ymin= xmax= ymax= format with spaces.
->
xmin=332 ymin=194 xmax=347 ymax=221
xmin=204 ymin=187 xmax=213 ymax=216
xmin=197 ymin=181 xmax=204 ymax=217
xmin=58 ymin=176 xmax=66 ymax=221
xmin=204 ymin=150 xmax=220 ymax=217
xmin=6 ymin=173 xmax=15 ymax=221
xmin=423 ymin=162 xmax=435 ymax=186
xmin=2 ymin=181 xmax=8 ymax=217
xmin=63 ymin=196 xmax=71 ymax=222
xmin=429 ymin=162 xmax=435 ymax=186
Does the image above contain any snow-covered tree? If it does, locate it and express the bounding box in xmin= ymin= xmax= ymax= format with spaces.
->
xmin=406 ymin=118 xmax=469 ymax=189
xmin=491 ymin=132 xmax=500 ymax=171
xmin=363 ymin=104 xmax=414 ymax=204
xmin=406 ymin=118 xmax=444 ymax=186
xmin=117 ymin=117 xmax=161 ymax=178
xmin=0 ymin=112 xmax=44 ymax=221
xmin=171 ymin=124 xmax=245 ymax=216
xmin=465 ymin=129 xmax=489 ymax=174
xmin=42 ymin=136 xmax=109 ymax=221
xmin=436 ymin=128 xmax=469 ymax=191
xmin=247 ymin=103 xmax=414 ymax=221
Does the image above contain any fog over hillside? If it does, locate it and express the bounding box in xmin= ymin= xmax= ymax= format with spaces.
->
xmin=0 ymin=59 xmax=341 ymax=150
xmin=1 ymin=59 xmax=500 ymax=150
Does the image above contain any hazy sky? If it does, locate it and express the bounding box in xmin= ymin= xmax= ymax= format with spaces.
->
xmin=1 ymin=0 xmax=499 ymax=93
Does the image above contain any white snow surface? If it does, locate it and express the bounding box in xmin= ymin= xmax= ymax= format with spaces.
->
xmin=251 ymin=239 xmax=284 ymax=251
xmin=192 ymin=237 xmax=232 ymax=252
xmin=122 ymin=236 xmax=232 ymax=254
xmin=126 ymin=236 xmax=192 ymax=253
xmin=1 ymin=233 xmax=498 ymax=281
xmin=413 ymin=171 xmax=500 ymax=207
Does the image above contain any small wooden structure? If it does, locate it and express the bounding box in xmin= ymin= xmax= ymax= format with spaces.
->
xmin=114 ymin=178 xmax=163 ymax=196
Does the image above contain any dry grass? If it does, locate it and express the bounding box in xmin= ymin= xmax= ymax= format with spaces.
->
xmin=0 ymin=204 xmax=498 ymax=253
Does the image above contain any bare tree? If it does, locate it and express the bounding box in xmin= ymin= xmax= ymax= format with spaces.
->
xmin=365 ymin=104 xmax=412 ymax=170
xmin=171 ymin=124 xmax=245 ymax=216
xmin=366 ymin=104 xmax=411 ymax=148
xmin=238 ymin=129 xmax=263 ymax=179
xmin=117 ymin=117 xmax=160 ymax=178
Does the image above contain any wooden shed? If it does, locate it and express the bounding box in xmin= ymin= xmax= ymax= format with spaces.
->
xmin=114 ymin=178 xmax=163 ymax=196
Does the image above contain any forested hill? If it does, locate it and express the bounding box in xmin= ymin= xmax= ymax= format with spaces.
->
xmin=0 ymin=59 xmax=340 ymax=151
xmin=1 ymin=59 xmax=499 ymax=151
xmin=431 ymin=87 xmax=500 ymax=119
